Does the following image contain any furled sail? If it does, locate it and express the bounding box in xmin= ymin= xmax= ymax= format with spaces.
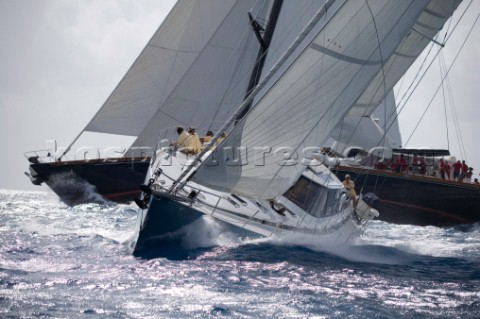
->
xmin=84 ymin=0 xmax=263 ymax=139
xmin=191 ymin=0 xmax=460 ymax=199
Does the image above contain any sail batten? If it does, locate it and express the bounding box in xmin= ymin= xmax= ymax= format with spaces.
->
xmin=191 ymin=0 xmax=460 ymax=199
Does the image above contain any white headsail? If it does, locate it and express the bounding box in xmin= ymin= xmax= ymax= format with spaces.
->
xmin=191 ymin=0 xmax=461 ymax=199
xmin=65 ymin=0 xmax=268 ymax=156
xmin=127 ymin=1 xmax=270 ymax=154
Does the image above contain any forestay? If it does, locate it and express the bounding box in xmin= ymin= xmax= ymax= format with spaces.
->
xmin=191 ymin=0 xmax=458 ymax=199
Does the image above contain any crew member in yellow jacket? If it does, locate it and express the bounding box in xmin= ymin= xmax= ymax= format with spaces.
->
xmin=174 ymin=126 xmax=201 ymax=155
xmin=185 ymin=127 xmax=202 ymax=155
xmin=342 ymin=174 xmax=357 ymax=212
xmin=174 ymin=126 xmax=189 ymax=149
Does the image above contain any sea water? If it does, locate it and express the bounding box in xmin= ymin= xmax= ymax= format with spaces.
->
xmin=1 ymin=189 xmax=479 ymax=319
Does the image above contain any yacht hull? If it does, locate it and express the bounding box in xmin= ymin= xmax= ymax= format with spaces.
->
xmin=28 ymin=158 xmax=150 ymax=206
xmin=334 ymin=166 xmax=480 ymax=227
xmin=133 ymin=191 xmax=363 ymax=255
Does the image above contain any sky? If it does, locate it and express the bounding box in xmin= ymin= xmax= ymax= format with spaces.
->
xmin=1 ymin=0 xmax=479 ymax=192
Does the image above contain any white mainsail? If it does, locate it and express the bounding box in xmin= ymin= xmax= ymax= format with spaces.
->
xmin=191 ymin=0 xmax=461 ymax=199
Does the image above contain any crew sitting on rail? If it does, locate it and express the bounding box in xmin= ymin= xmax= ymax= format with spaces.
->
xmin=173 ymin=126 xmax=202 ymax=155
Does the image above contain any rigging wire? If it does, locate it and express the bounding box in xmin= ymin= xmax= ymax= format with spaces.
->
xmin=376 ymin=0 xmax=475 ymax=152
xmin=354 ymin=0 xmax=389 ymax=194
xmin=176 ymin=1 xmax=340 ymax=189
xmin=441 ymin=51 xmax=468 ymax=162
xmin=439 ymin=51 xmax=450 ymax=152
xmin=392 ymin=0 xmax=472 ymax=119
xmin=403 ymin=6 xmax=480 ymax=147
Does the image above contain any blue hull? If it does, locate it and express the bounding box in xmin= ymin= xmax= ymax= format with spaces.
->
xmin=334 ymin=166 xmax=480 ymax=227
xmin=133 ymin=196 xmax=204 ymax=254
xmin=133 ymin=194 xmax=261 ymax=256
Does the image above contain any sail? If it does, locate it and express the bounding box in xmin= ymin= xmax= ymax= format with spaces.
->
xmin=370 ymin=90 xmax=402 ymax=148
xmin=125 ymin=0 xmax=269 ymax=154
xmin=191 ymin=0 xmax=460 ymax=199
xmin=84 ymin=0 xmax=257 ymax=137
xmin=328 ymin=117 xmax=396 ymax=157
xmin=328 ymin=90 xmax=402 ymax=155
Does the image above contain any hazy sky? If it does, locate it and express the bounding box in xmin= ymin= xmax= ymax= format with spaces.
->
xmin=1 ymin=0 xmax=479 ymax=192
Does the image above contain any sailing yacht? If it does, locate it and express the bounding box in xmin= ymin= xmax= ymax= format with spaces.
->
xmin=325 ymin=45 xmax=480 ymax=226
xmin=334 ymin=152 xmax=480 ymax=227
xmin=330 ymin=94 xmax=480 ymax=227
xmin=133 ymin=0 xmax=461 ymax=253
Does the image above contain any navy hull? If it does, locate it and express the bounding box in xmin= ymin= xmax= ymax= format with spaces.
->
xmin=28 ymin=158 xmax=150 ymax=206
xmin=133 ymin=191 xmax=263 ymax=256
xmin=133 ymin=196 xmax=204 ymax=255
xmin=334 ymin=166 xmax=480 ymax=227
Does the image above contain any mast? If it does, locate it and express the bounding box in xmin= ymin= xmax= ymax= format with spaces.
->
xmin=235 ymin=0 xmax=283 ymax=124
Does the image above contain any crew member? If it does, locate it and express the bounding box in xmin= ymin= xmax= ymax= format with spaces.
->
xmin=342 ymin=174 xmax=357 ymax=212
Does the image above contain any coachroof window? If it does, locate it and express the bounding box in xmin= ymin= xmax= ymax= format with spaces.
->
xmin=284 ymin=176 xmax=346 ymax=217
